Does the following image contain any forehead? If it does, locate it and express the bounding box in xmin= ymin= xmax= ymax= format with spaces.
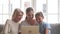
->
xmin=27 ymin=11 xmax=34 ymax=14
xmin=36 ymin=16 xmax=43 ymax=18
xmin=18 ymin=12 xmax=23 ymax=15
xmin=15 ymin=11 xmax=23 ymax=16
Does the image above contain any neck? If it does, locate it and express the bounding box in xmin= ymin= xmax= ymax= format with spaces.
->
xmin=26 ymin=18 xmax=35 ymax=25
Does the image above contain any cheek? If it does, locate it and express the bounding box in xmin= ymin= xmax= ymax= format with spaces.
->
xmin=39 ymin=18 xmax=43 ymax=21
xmin=16 ymin=16 xmax=21 ymax=20
xmin=36 ymin=19 xmax=40 ymax=22
xmin=36 ymin=18 xmax=42 ymax=22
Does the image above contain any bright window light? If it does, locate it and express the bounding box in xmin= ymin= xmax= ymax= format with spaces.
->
xmin=48 ymin=0 xmax=58 ymax=24
xmin=48 ymin=0 xmax=58 ymax=14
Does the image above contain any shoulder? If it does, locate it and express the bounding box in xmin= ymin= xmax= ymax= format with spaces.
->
xmin=34 ymin=20 xmax=38 ymax=25
xmin=5 ymin=19 xmax=11 ymax=27
xmin=21 ymin=20 xmax=27 ymax=25
xmin=42 ymin=22 xmax=48 ymax=28
xmin=43 ymin=22 xmax=48 ymax=25
xmin=43 ymin=22 xmax=51 ymax=29
xmin=43 ymin=22 xmax=50 ymax=26
xmin=5 ymin=19 xmax=13 ymax=25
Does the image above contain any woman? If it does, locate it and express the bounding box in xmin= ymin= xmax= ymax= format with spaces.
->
xmin=21 ymin=7 xmax=37 ymax=26
xmin=4 ymin=8 xmax=23 ymax=34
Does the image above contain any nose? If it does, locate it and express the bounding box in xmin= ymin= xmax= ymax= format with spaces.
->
xmin=18 ymin=16 xmax=22 ymax=19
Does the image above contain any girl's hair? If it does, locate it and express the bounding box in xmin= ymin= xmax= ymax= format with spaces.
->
xmin=35 ymin=12 xmax=44 ymax=18
xmin=26 ymin=7 xmax=34 ymax=13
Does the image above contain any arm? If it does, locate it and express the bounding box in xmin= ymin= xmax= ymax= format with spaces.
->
xmin=45 ymin=23 xmax=51 ymax=34
xmin=4 ymin=20 xmax=10 ymax=34
xmin=45 ymin=29 xmax=49 ymax=34
xmin=18 ymin=24 xmax=21 ymax=34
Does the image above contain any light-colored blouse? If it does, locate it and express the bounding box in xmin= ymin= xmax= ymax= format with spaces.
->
xmin=4 ymin=19 xmax=20 ymax=34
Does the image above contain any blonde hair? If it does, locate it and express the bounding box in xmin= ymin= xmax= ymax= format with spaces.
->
xmin=12 ymin=8 xmax=23 ymax=20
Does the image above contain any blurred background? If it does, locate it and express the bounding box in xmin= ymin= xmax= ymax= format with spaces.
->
xmin=0 ymin=0 xmax=60 ymax=34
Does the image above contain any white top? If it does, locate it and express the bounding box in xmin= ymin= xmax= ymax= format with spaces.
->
xmin=4 ymin=19 xmax=20 ymax=34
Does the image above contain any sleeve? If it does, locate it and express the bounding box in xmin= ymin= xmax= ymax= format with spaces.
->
xmin=18 ymin=24 xmax=21 ymax=32
xmin=21 ymin=21 xmax=26 ymax=26
xmin=45 ymin=23 xmax=51 ymax=29
xmin=19 ymin=21 xmax=25 ymax=32
xmin=45 ymin=23 xmax=51 ymax=34
xmin=21 ymin=21 xmax=23 ymax=25
xmin=4 ymin=19 xmax=11 ymax=34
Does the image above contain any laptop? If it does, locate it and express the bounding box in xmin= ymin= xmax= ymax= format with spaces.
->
xmin=21 ymin=26 xmax=40 ymax=34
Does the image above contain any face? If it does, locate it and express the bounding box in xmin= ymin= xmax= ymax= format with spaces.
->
xmin=36 ymin=16 xmax=44 ymax=23
xmin=15 ymin=12 xmax=23 ymax=22
xmin=26 ymin=11 xmax=34 ymax=19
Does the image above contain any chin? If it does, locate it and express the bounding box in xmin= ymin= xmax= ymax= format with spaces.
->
xmin=16 ymin=20 xmax=20 ymax=22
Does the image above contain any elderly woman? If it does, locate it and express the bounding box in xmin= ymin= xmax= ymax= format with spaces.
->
xmin=4 ymin=8 xmax=23 ymax=34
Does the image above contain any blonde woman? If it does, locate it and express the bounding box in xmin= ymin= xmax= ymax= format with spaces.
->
xmin=4 ymin=8 xmax=23 ymax=34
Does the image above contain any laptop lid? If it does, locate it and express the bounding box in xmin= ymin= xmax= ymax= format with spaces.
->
xmin=21 ymin=26 xmax=39 ymax=34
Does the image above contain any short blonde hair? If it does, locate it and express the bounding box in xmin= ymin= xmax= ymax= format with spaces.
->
xmin=12 ymin=8 xmax=23 ymax=19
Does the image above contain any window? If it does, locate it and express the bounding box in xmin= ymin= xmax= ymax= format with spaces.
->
xmin=0 ymin=15 xmax=2 ymax=24
xmin=0 ymin=5 xmax=2 ymax=14
xmin=58 ymin=0 xmax=60 ymax=23
xmin=36 ymin=0 xmax=47 ymax=22
xmin=0 ymin=0 xmax=21 ymax=24
xmin=3 ymin=15 xmax=9 ymax=24
xmin=0 ymin=0 xmax=9 ymax=24
xmin=0 ymin=0 xmax=59 ymax=24
xmin=47 ymin=0 xmax=58 ymax=24
xmin=36 ymin=0 xmax=59 ymax=24
xmin=36 ymin=0 xmax=46 ymax=12
xmin=48 ymin=15 xmax=58 ymax=24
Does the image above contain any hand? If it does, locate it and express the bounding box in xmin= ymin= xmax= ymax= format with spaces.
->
xmin=29 ymin=19 xmax=35 ymax=25
xmin=18 ymin=32 xmax=21 ymax=34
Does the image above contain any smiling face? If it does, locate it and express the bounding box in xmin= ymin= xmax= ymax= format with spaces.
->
xmin=36 ymin=16 xmax=44 ymax=23
xmin=35 ymin=12 xmax=44 ymax=23
xmin=12 ymin=8 xmax=23 ymax=22
xmin=26 ymin=7 xmax=34 ymax=19
xmin=25 ymin=7 xmax=35 ymax=25
xmin=15 ymin=11 xmax=23 ymax=22
xmin=26 ymin=11 xmax=34 ymax=19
